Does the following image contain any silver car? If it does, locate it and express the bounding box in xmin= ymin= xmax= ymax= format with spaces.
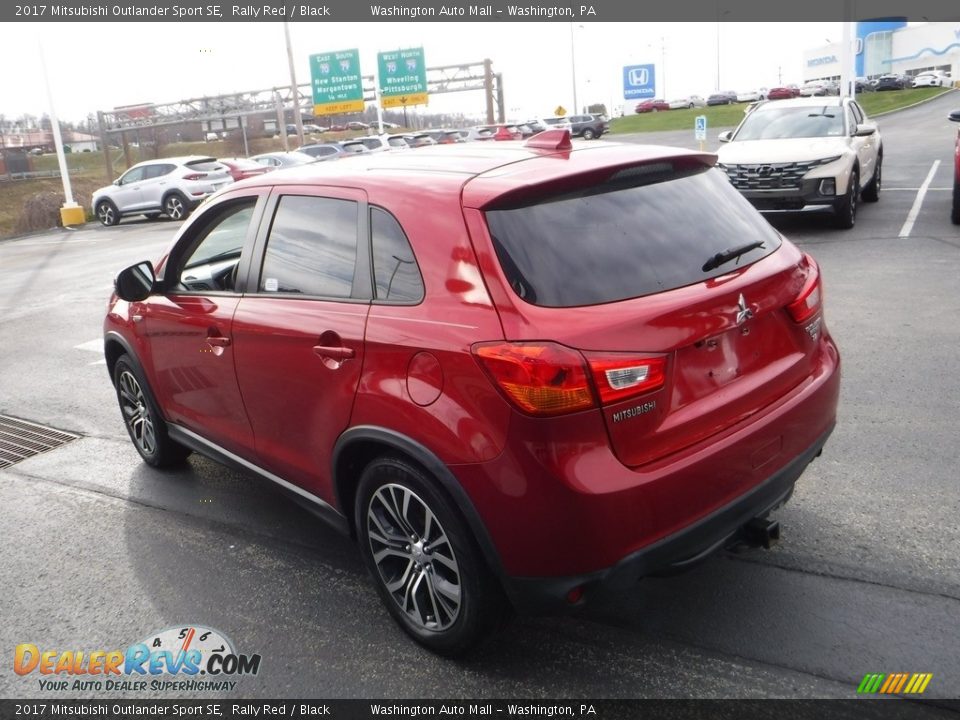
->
xmin=92 ymin=156 xmax=233 ymax=226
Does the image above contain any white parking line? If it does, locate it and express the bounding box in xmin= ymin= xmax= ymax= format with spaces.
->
xmin=898 ymin=161 xmax=940 ymax=239
xmin=74 ymin=338 xmax=107 ymax=365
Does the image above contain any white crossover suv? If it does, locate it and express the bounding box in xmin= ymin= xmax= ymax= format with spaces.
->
xmin=716 ymin=96 xmax=882 ymax=229
xmin=92 ymin=156 xmax=233 ymax=226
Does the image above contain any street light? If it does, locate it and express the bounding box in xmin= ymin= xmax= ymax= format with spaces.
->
xmin=569 ymin=22 xmax=579 ymax=113
xmin=716 ymin=8 xmax=730 ymax=91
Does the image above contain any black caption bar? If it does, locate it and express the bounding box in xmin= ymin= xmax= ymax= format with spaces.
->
xmin=3 ymin=0 xmax=960 ymax=22
xmin=1 ymin=700 xmax=958 ymax=720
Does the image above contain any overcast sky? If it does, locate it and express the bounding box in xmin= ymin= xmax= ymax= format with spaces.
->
xmin=2 ymin=22 xmax=844 ymax=125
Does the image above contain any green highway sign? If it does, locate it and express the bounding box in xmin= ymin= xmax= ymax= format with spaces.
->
xmin=310 ymin=49 xmax=364 ymax=116
xmin=377 ymin=47 xmax=428 ymax=109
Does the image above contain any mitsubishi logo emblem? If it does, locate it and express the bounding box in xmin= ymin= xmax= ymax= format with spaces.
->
xmin=736 ymin=294 xmax=754 ymax=325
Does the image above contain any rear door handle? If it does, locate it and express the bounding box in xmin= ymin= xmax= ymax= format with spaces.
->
xmin=313 ymin=345 xmax=354 ymax=360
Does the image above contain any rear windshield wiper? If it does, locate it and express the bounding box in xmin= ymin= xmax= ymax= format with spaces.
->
xmin=701 ymin=241 xmax=765 ymax=272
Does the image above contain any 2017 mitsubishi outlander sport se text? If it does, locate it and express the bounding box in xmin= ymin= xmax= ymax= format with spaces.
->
xmin=105 ymin=130 xmax=841 ymax=655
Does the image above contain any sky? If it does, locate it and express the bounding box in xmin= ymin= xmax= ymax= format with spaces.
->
xmin=1 ymin=22 xmax=844 ymax=126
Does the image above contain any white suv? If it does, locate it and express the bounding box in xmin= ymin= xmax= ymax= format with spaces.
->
xmin=92 ymin=156 xmax=233 ymax=226
xmin=716 ymin=96 xmax=882 ymax=229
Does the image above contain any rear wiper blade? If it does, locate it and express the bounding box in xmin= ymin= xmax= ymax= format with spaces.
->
xmin=701 ymin=241 xmax=765 ymax=272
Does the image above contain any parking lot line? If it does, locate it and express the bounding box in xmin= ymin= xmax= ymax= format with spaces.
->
xmin=898 ymin=161 xmax=940 ymax=239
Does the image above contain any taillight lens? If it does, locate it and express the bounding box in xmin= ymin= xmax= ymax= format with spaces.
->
xmin=474 ymin=342 xmax=594 ymax=416
xmin=473 ymin=342 xmax=666 ymax=416
xmin=586 ymin=354 xmax=667 ymax=405
xmin=183 ymin=173 xmax=207 ymax=181
xmin=787 ymin=255 xmax=823 ymax=323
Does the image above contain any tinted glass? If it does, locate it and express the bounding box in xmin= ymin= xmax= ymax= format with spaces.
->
xmin=371 ymin=208 xmax=423 ymax=303
xmin=143 ymin=164 xmax=174 ymax=179
xmin=735 ymin=105 xmax=845 ymax=140
xmin=260 ymin=196 xmax=358 ymax=298
xmin=185 ymin=159 xmax=223 ymax=171
xmin=121 ymin=167 xmax=145 ymax=184
xmin=485 ymin=166 xmax=781 ymax=308
xmin=178 ymin=201 xmax=256 ymax=292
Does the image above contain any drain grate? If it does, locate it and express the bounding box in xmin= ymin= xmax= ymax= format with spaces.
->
xmin=0 ymin=415 xmax=80 ymax=469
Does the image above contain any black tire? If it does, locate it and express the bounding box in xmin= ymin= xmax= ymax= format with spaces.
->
xmin=96 ymin=200 xmax=120 ymax=227
xmin=582 ymin=128 xmax=596 ymax=140
xmin=952 ymin=176 xmax=960 ymax=225
xmin=162 ymin=192 xmax=190 ymax=221
xmin=862 ymin=155 xmax=882 ymax=203
xmin=356 ymin=456 xmax=508 ymax=656
xmin=113 ymin=355 xmax=190 ymax=467
xmin=833 ymin=168 xmax=859 ymax=229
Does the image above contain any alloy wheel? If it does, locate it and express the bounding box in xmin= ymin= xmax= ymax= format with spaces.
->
xmin=97 ymin=203 xmax=116 ymax=226
xmin=366 ymin=483 xmax=462 ymax=631
xmin=118 ymin=370 xmax=156 ymax=456
xmin=165 ymin=196 xmax=185 ymax=220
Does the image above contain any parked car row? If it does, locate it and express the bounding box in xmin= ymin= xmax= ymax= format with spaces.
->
xmin=92 ymin=116 xmax=611 ymax=226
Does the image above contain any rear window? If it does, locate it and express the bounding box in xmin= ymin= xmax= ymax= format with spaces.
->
xmin=484 ymin=166 xmax=781 ymax=308
xmin=184 ymin=159 xmax=222 ymax=171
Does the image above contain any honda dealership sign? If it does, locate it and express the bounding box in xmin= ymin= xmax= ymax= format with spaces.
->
xmin=623 ymin=64 xmax=655 ymax=99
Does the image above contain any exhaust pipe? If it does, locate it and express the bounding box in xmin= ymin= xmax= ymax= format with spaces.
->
xmin=742 ymin=518 xmax=781 ymax=549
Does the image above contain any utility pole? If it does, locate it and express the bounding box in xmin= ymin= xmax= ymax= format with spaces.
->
xmin=284 ymin=21 xmax=305 ymax=147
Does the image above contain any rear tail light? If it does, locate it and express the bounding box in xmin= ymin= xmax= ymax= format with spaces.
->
xmin=473 ymin=342 xmax=593 ymax=416
xmin=473 ymin=342 xmax=666 ymax=416
xmin=586 ymin=354 xmax=667 ymax=405
xmin=183 ymin=173 xmax=207 ymax=181
xmin=786 ymin=255 xmax=823 ymax=324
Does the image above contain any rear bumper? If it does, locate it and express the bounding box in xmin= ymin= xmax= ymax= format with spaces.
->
xmin=452 ymin=334 xmax=840 ymax=611
xmin=504 ymin=423 xmax=832 ymax=611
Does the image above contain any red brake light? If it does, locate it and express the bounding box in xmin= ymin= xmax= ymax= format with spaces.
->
xmin=183 ymin=173 xmax=207 ymax=181
xmin=787 ymin=256 xmax=823 ymax=323
xmin=585 ymin=354 xmax=667 ymax=405
xmin=474 ymin=342 xmax=666 ymax=416
xmin=473 ymin=342 xmax=594 ymax=416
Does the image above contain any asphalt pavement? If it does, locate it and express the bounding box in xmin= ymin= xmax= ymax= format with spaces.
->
xmin=1 ymin=92 xmax=959 ymax=702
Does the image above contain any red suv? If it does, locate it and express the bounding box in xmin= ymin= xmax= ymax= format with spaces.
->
xmin=105 ymin=130 xmax=840 ymax=655
xmin=950 ymin=109 xmax=960 ymax=224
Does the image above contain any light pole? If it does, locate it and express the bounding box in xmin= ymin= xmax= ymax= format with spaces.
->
xmin=283 ymin=21 xmax=305 ymax=147
xmin=715 ymin=8 xmax=730 ymax=91
xmin=569 ymin=22 xmax=578 ymax=113
xmin=661 ymin=36 xmax=666 ymax=102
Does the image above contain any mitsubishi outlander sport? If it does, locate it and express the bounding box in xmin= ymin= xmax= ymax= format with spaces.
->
xmin=105 ymin=130 xmax=841 ymax=655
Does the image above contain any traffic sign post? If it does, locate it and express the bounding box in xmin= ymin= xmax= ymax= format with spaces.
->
xmin=310 ymin=49 xmax=364 ymax=116
xmin=378 ymin=47 xmax=428 ymax=109
xmin=695 ymin=115 xmax=707 ymax=151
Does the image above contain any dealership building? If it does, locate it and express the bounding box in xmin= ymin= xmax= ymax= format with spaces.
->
xmin=804 ymin=20 xmax=960 ymax=83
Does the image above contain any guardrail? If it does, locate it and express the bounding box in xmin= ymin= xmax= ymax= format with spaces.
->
xmin=1 ymin=170 xmax=63 ymax=181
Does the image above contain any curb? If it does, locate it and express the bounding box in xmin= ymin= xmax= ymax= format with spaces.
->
xmin=871 ymin=87 xmax=957 ymax=118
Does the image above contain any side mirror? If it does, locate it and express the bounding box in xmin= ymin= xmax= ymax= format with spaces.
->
xmin=718 ymin=130 xmax=733 ymax=143
xmin=854 ymin=123 xmax=877 ymax=137
xmin=112 ymin=179 xmax=121 ymax=186
xmin=115 ymin=261 xmax=155 ymax=302
xmin=949 ymin=111 xmax=960 ymax=123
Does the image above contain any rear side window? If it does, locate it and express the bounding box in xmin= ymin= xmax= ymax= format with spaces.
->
xmin=259 ymin=196 xmax=359 ymax=298
xmin=144 ymin=164 xmax=174 ymax=179
xmin=370 ymin=208 xmax=423 ymax=303
xmin=485 ymin=166 xmax=781 ymax=308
